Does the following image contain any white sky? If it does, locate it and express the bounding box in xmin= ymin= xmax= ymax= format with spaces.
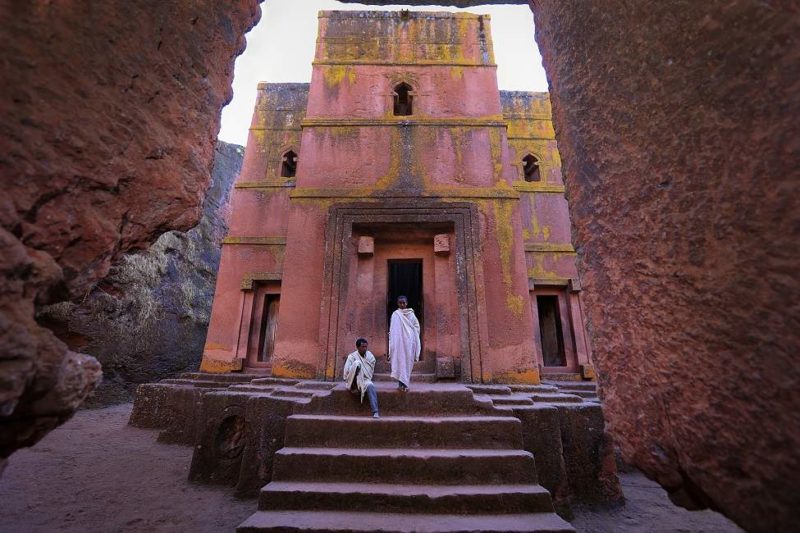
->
xmin=218 ymin=0 xmax=547 ymax=145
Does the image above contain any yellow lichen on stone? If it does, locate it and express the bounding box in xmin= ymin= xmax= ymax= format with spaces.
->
xmin=199 ymin=356 xmax=242 ymax=374
xmin=492 ymin=368 xmax=541 ymax=385
xmin=506 ymin=294 xmax=524 ymax=316
xmin=528 ymin=254 xmax=560 ymax=279
xmin=324 ymin=65 xmax=356 ymax=88
xmin=491 ymin=200 xmax=524 ymax=317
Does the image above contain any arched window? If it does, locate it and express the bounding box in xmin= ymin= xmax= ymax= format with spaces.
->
xmin=522 ymin=154 xmax=541 ymax=182
xmin=281 ymin=150 xmax=297 ymax=178
xmin=393 ymin=82 xmax=413 ymax=116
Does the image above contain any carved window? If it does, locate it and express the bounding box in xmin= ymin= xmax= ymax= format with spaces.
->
xmin=281 ymin=150 xmax=297 ymax=178
xmin=393 ymin=82 xmax=413 ymax=116
xmin=522 ymin=154 xmax=541 ymax=182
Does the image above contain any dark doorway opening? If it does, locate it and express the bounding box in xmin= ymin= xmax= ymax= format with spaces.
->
xmin=257 ymin=294 xmax=280 ymax=362
xmin=537 ymin=295 xmax=565 ymax=366
xmin=387 ymin=259 xmax=423 ymax=335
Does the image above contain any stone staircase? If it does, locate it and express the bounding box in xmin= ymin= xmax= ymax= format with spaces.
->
xmin=543 ymin=380 xmax=600 ymax=403
xmin=373 ymin=356 xmax=437 ymax=384
xmin=237 ymin=383 xmax=574 ymax=532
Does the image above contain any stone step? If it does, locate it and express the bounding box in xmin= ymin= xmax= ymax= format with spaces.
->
xmin=273 ymin=448 xmax=538 ymax=485
xmin=251 ymin=377 xmax=301 ymax=386
xmin=558 ymin=390 xmax=597 ymax=399
xmin=267 ymin=395 xmax=313 ymax=404
xmin=180 ymin=372 xmax=263 ymax=383
xmin=375 ymin=357 xmax=436 ymax=374
xmin=467 ymin=384 xmax=513 ymax=395
xmin=531 ymin=393 xmax=583 ymax=404
xmin=299 ymin=385 xmax=497 ymax=416
xmin=508 ymin=385 xmax=559 ymax=394
xmin=237 ymin=510 xmax=574 ymax=532
xmin=269 ymin=389 xmax=317 ymax=398
xmin=544 ymin=381 xmax=597 ymax=392
xmin=160 ymin=378 xmax=226 ymax=389
xmin=295 ymin=381 xmax=338 ymax=390
xmin=374 ymin=372 xmax=437 ymax=383
xmin=227 ymin=384 xmax=279 ymax=393
xmin=489 ymin=395 xmax=535 ymax=406
xmin=540 ymin=374 xmax=582 ymax=382
xmin=284 ymin=415 xmax=523 ymax=449
xmin=258 ymin=481 xmax=555 ymax=515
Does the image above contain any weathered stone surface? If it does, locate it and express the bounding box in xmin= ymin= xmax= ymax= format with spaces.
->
xmin=38 ymin=142 xmax=244 ymax=405
xmin=0 ymin=1 xmax=260 ymax=462
xmin=531 ymin=1 xmax=800 ymax=531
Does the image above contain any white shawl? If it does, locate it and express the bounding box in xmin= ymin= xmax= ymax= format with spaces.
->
xmin=343 ymin=350 xmax=376 ymax=403
xmin=389 ymin=308 xmax=421 ymax=386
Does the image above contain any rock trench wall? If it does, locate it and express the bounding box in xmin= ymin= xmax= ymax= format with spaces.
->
xmin=38 ymin=142 xmax=244 ymax=406
xmin=0 ymin=1 xmax=260 ymax=468
xmin=530 ymin=1 xmax=799 ymax=532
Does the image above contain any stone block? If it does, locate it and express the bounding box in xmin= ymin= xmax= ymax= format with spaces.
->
xmin=568 ymin=278 xmax=581 ymax=293
xmin=580 ymin=364 xmax=596 ymax=380
xmin=357 ymin=236 xmax=374 ymax=255
xmin=189 ymin=391 xmax=254 ymax=487
xmin=129 ymin=382 xmax=212 ymax=446
xmin=235 ymin=395 xmax=299 ymax=497
xmin=433 ymin=233 xmax=450 ymax=255
xmin=511 ymin=405 xmax=570 ymax=509
xmin=558 ymin=404 xmax=622 ymax=505
xmin=435 ymin=356 xmax=456 ymax=379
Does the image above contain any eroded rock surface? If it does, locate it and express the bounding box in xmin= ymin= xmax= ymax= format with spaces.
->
xmin=39 ymin=142 xmax=244 ymax=405
xmin=0 ymin=1 xmax=260 ymax=463
xmin=531 ymin=1 xmax=800 ymax=531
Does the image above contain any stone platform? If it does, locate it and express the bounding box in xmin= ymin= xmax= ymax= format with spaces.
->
xmin=130 ymin=373 xmax=621 ymax=531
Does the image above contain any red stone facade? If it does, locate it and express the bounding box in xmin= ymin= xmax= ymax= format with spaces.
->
xmin=201 ymin=11 xmax=593 ymax=384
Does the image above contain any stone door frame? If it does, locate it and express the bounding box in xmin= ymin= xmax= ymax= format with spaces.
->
xmin=318 ymin=201 xmax=490 ymax=383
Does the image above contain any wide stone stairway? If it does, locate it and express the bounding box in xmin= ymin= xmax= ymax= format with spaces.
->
xmin=237 ymin=383 xmax=574 ymax=532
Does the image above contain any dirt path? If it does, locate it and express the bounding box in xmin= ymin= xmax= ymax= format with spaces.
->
xmin=0 ymin=404 xmax=741 ymax=532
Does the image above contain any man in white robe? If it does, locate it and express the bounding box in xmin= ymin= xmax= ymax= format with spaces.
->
xmin=343 ymin=337 xmax=380 ymax=418
xmin=389 ymin=295 xmax=421 ymax=391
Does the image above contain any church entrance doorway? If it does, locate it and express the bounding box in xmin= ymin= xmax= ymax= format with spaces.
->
xmin=387 ymin=260 xmax=423 ymax=354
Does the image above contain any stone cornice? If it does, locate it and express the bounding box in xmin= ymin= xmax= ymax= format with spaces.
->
xmin=241 ymin=272 xmax=282 ymax=290
xmin=289 ymin=187 xmax=519 ymax=200
xmin=512 ymin=182 xmax=566 ymax=194
xmin=301 ymin=117 xmax=507 ymax=128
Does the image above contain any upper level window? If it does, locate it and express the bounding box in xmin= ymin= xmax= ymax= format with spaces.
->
xmin=393 ymin=82 xmax=413 ymax=116
xmin=281 ymin=150 xmax=297 ymax=178
xmin=522 ymin=154 xmax=541 ymax=182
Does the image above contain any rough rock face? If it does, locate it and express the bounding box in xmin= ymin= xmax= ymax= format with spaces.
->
xmin=38 ymin=142 xmax=244 ymax=406
xmin=0 ymin=1 xmax=260 ymax=465
xmin=530 ymin=1 xmax=800 ymax=531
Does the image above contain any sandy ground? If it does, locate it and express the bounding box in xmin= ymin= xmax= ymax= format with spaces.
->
xmin=0 ymin=403 xmax=741 ymax=533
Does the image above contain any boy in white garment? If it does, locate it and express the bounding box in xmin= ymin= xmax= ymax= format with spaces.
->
xmin=388 ymin=295 xmax=421 ymax=391
xmin=343 ymin=338 xmax=380 ymax=418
